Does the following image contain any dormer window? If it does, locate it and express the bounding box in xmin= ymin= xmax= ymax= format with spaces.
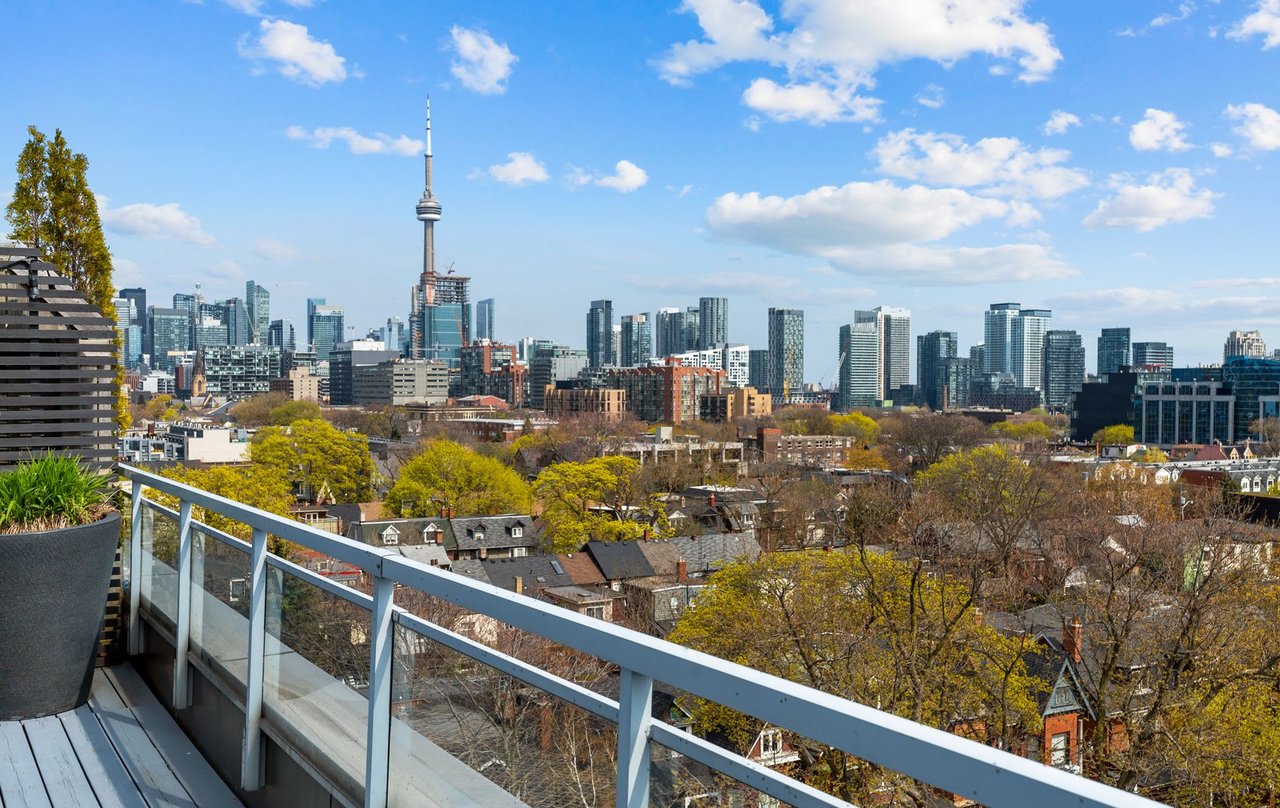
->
xmin=473 ymin=531 xmax=485 ymax=542
xmin=511 ymin=526 xmax=523 ymax=538
xmin=760 ymin=729 xmax=783 ymax=756
xmin=381 ymin=525 xmax=400 ymax=546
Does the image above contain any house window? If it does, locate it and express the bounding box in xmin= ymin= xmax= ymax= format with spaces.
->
xmin=317 ymin=560 xmax=332 ymax=573
xmin=473 ymin=531 xmax=485 ymax=542
xmin=1050 ymin=732 xmax=1070 ymax=767
xmin=229 ymin=578 xmax=247 ymax=603
xmin=511 ymin=526 xmax=523 ymax=538
xmin=584 ymin=605 xmax=607 ymax=620
xmin=382 ymin=532 xmax=399 ymax=546
xmin=760 ymin=729 xmax=783 ymax=756
xmin=511 ymin=547 xmax=527 ymax=558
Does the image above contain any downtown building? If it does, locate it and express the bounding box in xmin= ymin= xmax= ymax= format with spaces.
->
xmin=1225 ymin=329 xmax=1267 ymax=361
xmin=665 ymin=343 xmax=750 ymax=388
xmin=1133 ymin=341 xmax=1174 ymax=369
xmin=837 ymin=321 xmax=879 ymax=411
xmin=917 ymin=330 xmax=958 ymax=411
xmin=698 ymin=297 xmax=728 ymax=349
xmin=607 ymin=360 xmax=726 ymax=424
xmin=1097 ymin=327 xmax=1130 ymax=375
xmin=767 ymin=308 xmax=804 ymax=403
xmin=1042 ymin=330 xmax=1086 ymax=411
xmin=586 ymin=299 xmax=614 ymax=368
xmin=983 ymin=302 xmax=1051 ymax=402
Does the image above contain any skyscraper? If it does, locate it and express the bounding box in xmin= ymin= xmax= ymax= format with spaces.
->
xmin=475 ymin=298 xmax=495 ymax=342
xmin=587 ymin=299 xmax=614 ymax=368
xmin=1043 ymin=330 xmax=1085 ymax=410
xmin=310 ymin=305 xmax=345 ymax=361
xmin=874 ymin=306 xmax=911 ymax=401
xmin=838 ymin=321 xmax=879 ymax=411
xmin=1012 ymin=308 xmax=1052 ymax=392
xmin=983 ymin=303 xmax=1020 ymax=375
xmin=268 ymin=319 xmax=296 ymax=351
xmin=698 ymin=297 xmax=728 ymax=350
xmin=655 ymin=307 xmax=687 ymax=357
xmin=917 ymin=331 xmax=958 ymax=411
xmin=150 ymin=308 xmax=190 ymax=371
xmin=749 ymin=349 xmax=770 ymax=391
xmin=222 ymin=297 xmax=250 ymax=346
xmin=619 ymin=313 xmax=651 ymax=368
xmin=1097 ymin=327 xmax=1130 ymax=375
xmin=119 ymin=287 xmax=147 ymax=355
xmin=409 ymin=101 xmax=471 ymax=368
xmin=306 ymin=298 xmax=325 ymax=350
xmin=767 ymin=308 xmax=803 ymax=402
xmin=245 ymin=281 xmax=270 ymax=344
xmin=382 ymin=317 xmax=407 ymax=354
xmin=1225 ymin=329 xmax=1267 ymax=361
xmin=1133 ymin=341 xmax=1174 ymax=369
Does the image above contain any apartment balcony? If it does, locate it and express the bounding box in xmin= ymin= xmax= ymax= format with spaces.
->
xmin=4 ymin=464 xmax=1165 ymax=807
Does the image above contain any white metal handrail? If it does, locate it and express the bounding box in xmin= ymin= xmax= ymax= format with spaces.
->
xmin=121 ymin=464 xmax=1162 ymax=808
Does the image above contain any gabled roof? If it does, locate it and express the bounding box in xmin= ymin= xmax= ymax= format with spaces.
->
xmin=636 ymin=540 xmax=682 ymax=577
xmin=449 ymin=515 xmax=540 ymax=551
xmin=555 ymin=552 xmax=606 ymax=587
xmin=449 ymin=558 xmax=489 ymax=584
xmin=481 ymin=555 xmax=573 ymax=592
xmin=397 ymin=544 xmax=451 ymax=568
xmin=584 ymin=540 xmax=655 ymax=581
xmin=349 ymin=517 xmax=456 ymax=548
xmin=669 ymin=532 xmax=761 ymax=574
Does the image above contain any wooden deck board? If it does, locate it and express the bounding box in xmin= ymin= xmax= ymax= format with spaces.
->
xmin=59 ymin=705 xmax=147 ymax=808
xmin=0 ymin=720 xmax=54 ymax=808
xmin=22 ymin=716 xmax=98 ymax=807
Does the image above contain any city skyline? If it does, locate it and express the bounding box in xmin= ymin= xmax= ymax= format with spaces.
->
xmin=7 ymin=1 xmax=1280 ymax=377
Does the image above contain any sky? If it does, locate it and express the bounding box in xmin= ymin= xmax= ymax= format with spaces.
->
xmin=6 ymin=0 xmax=1280 ymax=382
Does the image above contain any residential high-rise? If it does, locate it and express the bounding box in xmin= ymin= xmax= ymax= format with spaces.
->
xmin=409 ymin=101 xmax=471 ymax=368
xmin=749 ymin=349 xmax=770 ymax=391
xmin=1012 ymin=308 xmax=1052 ymax=393
xmin=944 ymin=357 xmax=974 ymax=409
xmin=1043 ymin=330 xmax=1085 ymax=410
xmin=382 ymin=317 xmax=407 ymax=355
xmin=586 ymin=299 xmax=614 ymax=368
xmin=119 ymin=287 xmax=147 ymax=354
xmin=619 ymin=313 xmax=651 ymax=368
xmin=310 ymin=305 xmax=345 ymax=361
xmin=969 ymin=343 xmax=985 ymax=370
xmin=306 ymin=297 xmax=325 ymax=350
xmin=528 ymin=345 xmax=589 ymax=410
xmin=245 ymin=281 xmax=270 ymax=344
xmin=267 ymin=319 xmax=296 ymax=351
xmin=475 ymin=298 xmax=495 ymax=342
xmin=698 ymin=297 xmax=728 ymax=350
xmin=873 ymin=306 xmax=911 ymax=401
xmin=1133 ymin=341 xmax=1174 ymax=369
xmin=683 ymin=307 xmax=700 ymax=352
xmin=1097 ymin=327 xmax=1130 ymax=375
xmin=150 ymin=308 xmax=190 ymax=371
xmin=1225 ymin=329 xmax=1267 ymax=361
xmin=655 ymin=307 xmax=688 ymax=357
xmin=221 ymin=297 xmax=250 ymax=346
xmin=838 ymin=321 xmax=879 ymax=411
xmin=112 ymin=297 xmax=142 ymax=369
xmin=917 ymin=331 xmax=958 ymax=411
xmin=984 ymin=303 xmax=1020 ymax=375
xmin=767 ymin=308 xmax=803 ymax=402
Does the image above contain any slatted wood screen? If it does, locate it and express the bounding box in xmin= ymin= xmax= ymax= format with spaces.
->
xmin=0 ymin=248 xmax=117 ymax=470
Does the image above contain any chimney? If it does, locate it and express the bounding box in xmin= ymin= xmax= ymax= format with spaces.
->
xmin=435 ymin=530 xmax=444 ymax=545
xmin=1064 ymin=617 xmax=1083 ymax=664
xmin=709 ymin=493 xmax=716 ymax=508
xmin=677 ymin=559 xmax=688 ymax=583
xmin=514 ymin=576 xmax=523 ymax=595
xmin=443 ymin=505 xmax=454 ymax=518
xmin=479 ymin=547 xmax=488 ymax=560
xmin=643 ymin=527 xmax=651 ymax=541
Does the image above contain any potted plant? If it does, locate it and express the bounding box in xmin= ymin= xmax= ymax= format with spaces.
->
xmin=0 ymin=455 xmax=119 ymax=720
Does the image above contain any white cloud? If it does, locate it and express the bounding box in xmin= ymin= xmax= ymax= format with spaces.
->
xmin=283 ymin=0 xmax=316 ymax=6
xmin=1129 ymin=108 xmax=1191 ymax=152
xmin=1083 ymin=168 xmax=1218 ymax=232
xmin=742 ymin=78 xmax=880 ymax=125
xmin=1047 ymin=287 xmax=1185 ymax=311
xmin=1210 ymin=142 xmax=1235 ymax=157
xmin=484 ymin=152 xmax=549 ymax=185
xmin=238 ymin=19 xmax=348 ymax=86
xmin=113 ymin=257 xmax=145 ymax=285
xmin=208 ymin=260 xmax=244 ymax=281
xmin=656 ymin=0 xmax=1060 ymax=124
xmin=285 ymin=125 xmax=422 ymax=156
xmin=872 ymin=129 xmax=1089 ymax=200
xmin=596 ymin=160 xmax=649 ymax=192
xmin=1229 ymin=0 xmax=1280 ymax=48
xmin=627 ymin=270 xmax=875 ymax=305
xmin=449 ymin=26 xmax=516 ymax=95
xmin=1225 ymin=102 xmax=1280 ymax=150
xmin=223 ymin=0 xmax=266 ymax=14
xmin=101 ymin=202 xmax=216 ymax=246
xmin=1042 ymin=110 xmax=1081 ymax=136
xmin=251 ymin=237 xmax=300 ymax=261
xmin=915 ymin=83 xmax=945 ymax=110
xmin=705 ymin=179 xmax=1073 ymax=284
xmin=1151 ymin=2 xmax=1197 ymax=27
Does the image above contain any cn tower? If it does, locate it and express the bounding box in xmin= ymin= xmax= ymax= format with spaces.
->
xmin=416 ymin=97 xmax=442 ymax=283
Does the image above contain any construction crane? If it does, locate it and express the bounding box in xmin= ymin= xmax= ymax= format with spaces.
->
xmin=816 ymin=350 xmax=847 ymax=390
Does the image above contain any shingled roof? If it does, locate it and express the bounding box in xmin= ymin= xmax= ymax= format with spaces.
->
xmin=449 ymin=515 xmax=540 ymax=552
xmin=349 ymin=517 xmax=456 ymax=549
xmin=556 ymin=552 xmax=606 ymax=587
xmin=584 ymin=540 xmax=655 ymax=581
xmin=481 ymin=555 xmax=574 ymax=592
xmin=669 ymin=533 xmax=761 ymax=574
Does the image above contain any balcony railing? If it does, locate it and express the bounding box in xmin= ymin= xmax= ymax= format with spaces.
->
xmin=120 ymin=464 xmax=1160 ymax=808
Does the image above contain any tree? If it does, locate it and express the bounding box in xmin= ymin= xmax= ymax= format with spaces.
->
xmin=1091 ymin=424 xmax=1134 ymax=445
xmin=1249 ymin=416 xmax=1280 ymax=457
xmin=825 ymin=411 xmax=881 ymax=443
xmin=250 ymin=419 xmax=376 ymax=504
xmin=877 ymin=412 xmax=987 ymax=472
xmin=156 ymin=465 xmax=294 ymax=547
xmin=533 ymin=456 xmax=669 ymax=552
xmin=384 ymin=439 xmax=532 ymax=518
xmin=269 ymin=399 xmax=323 ymax=426
xmin=843 ymin=446 xmax=889 ymax=470
xmin=6 ymin=126 xmax=127 ymax=432
xmin=229 ymin=393 xmax=289 ymax=427
xmin=989 ymin=420 xmax=1053 ymax=442
xmin=669 ymin=550 xmax=1042 ymax=804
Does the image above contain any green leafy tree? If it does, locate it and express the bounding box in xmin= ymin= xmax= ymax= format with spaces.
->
xmin=384 ymin=439 xmax=532 ymax=518
xmin=1091 ymin=424 xmax=1135 ymax=445
xmin=533 ymin=456 xmax=670 ymax=552
xmin=825 ymin=411 xmax=881 ymax=443
xmin=155 ymin=465 xmax=294 ymax=549
xmin=229 ymin=393 xmax=290 ymax=427
xmin=6 ymin=126 xmax=127 ymax=432
xmin=250 ymin=419 xmax=375 ymax=504
xmin=989 ymin=419 xmax=1053 ymax=442
xmin=669 ymin=550 xmax=1042 ymax=803
xmin=269 ymin=399 xmax=323 ymax=426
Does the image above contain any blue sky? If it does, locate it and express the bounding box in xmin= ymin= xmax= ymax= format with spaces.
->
xmin=7 ymin=0 xmax=1280 ymax=380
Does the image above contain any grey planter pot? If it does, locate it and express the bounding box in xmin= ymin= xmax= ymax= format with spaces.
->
xmin=0 ymin=511 xmax=122 ymax=720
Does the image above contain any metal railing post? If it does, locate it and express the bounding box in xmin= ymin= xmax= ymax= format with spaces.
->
xmin=616 ymin=668 xmax=653 ymax=808
xmin=173 ymin=500 xmax=193 ymax=710
xmin=241 ymin=527 xmax=269 ymax=790
xmin=127 ymin=482 xmax=144 ymax=656
xmin=364 ymin=571 xmax=394 ymax=808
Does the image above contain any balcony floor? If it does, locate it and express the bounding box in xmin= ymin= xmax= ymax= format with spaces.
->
xmin=0 ymin=665 xmax=241 ymax=808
